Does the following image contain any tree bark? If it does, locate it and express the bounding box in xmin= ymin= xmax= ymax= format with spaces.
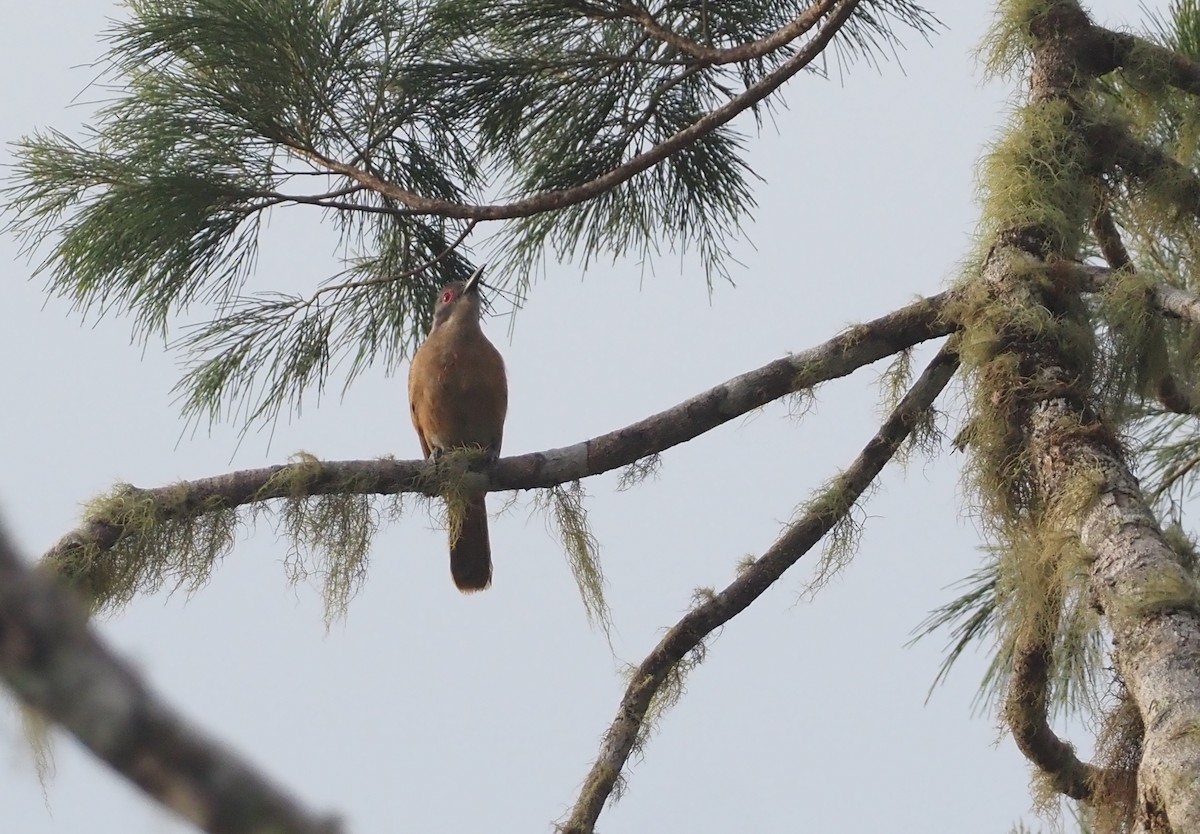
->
xmin=983 ymin=4 xmax=1200 ymax=830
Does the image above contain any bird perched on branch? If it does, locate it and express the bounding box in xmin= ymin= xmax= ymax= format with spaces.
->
xmin=408 ymin=266 xmax=508 ymax=591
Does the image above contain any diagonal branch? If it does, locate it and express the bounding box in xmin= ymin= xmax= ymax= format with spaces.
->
xmin=1090 ymin=122 xmax=1200 ymax=257
xmin=1096 ymin=26 xmax=1200 ymax=98
xmin=292 ymin=0 xmax=861 ymax=220
xmin=0 ymin=524 xmax=341 ymax=834
xmin=45 ymin=290 xmax=954 ymax=576
xmin=558 ymin=339 xmax=961 ymax=834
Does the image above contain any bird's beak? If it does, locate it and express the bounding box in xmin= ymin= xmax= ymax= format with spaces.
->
xmin=463 ymin=265 xmax=486 ymax=295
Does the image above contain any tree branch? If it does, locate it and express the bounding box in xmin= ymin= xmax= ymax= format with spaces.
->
xmin=45 ymin=289 xmax=954 ymax=583
xmin=559 ymin=339 xmax=961 ymax=834
xmin=1003 ymin=599 xmax=1103 ymax=801
xmin=291 ymin=0 xmax=861 ymax=220
xmin=1091 ymin=121 xmax=1200 ymax=235
xmin=0 ymin=524 xmax=341 ymax=834
xmin=1097 ymin=27 xmax=1200 ymax=98
xmin=1090 ymin=207 xmax=1200 ymax=415
xmin=605 ymin=0 xmax=836 ymax=65
xmin=44 ymin=266 xmax=1200 ymax=596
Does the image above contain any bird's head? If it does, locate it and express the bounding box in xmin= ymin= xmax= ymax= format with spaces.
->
xmin=430 ymin=265 xmax=486 ymax=332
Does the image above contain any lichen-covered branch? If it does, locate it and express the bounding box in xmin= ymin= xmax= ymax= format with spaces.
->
xmin=46 ymin=290 xmax=954 ymax=585
xmin=1091 ymin=121 xmax=1200 ymax=227
xmin=0 ymin=524 xmax=340 ymax=834
xmin=559 ymin=340 xmax=960 ymax=834
xmin=1090 ymin=208 xmax=1200 ymax=415
xmin=1097 ymin=26 xmax=1200 ymax=98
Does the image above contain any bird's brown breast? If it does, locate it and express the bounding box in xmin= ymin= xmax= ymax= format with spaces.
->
xmin=409 ymin=326 xmax=508 ymax=456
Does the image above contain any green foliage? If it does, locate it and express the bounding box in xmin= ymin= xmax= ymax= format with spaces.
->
xmin=914 ymin=517 xmax=1106 ymax=716
xmin=6 ymin=0 xmax=936 ymax=431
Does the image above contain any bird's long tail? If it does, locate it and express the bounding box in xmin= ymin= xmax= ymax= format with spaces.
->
xmin=450 ymin=492 xmax=492 ymax=592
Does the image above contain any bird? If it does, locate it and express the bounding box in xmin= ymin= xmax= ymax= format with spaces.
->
xmin=408 ymin=266 xmax=508 ymax=591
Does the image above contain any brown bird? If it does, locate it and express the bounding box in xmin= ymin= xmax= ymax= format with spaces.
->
xmin=408 ymin=266 xmax=508 ymax=591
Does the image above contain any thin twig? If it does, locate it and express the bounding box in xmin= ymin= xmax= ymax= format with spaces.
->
xmin=558 ymin=339 xmax=962 ymax=834
xmin=0 ymin=524 xmax=341 ymax=834
xmin=1150 ymin=448 xmax=1200 ymax=503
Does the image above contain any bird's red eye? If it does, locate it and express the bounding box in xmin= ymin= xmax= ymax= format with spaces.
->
xmin=441 ymin=290 xmax=456 ymax=304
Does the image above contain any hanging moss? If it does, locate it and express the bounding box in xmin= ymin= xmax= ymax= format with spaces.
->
xmin=536 ymin=481 xmax=612 ymax=637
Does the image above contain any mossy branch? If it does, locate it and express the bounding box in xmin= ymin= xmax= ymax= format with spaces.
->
xmin=0 ymin=524 xmax=341 ymax=834
xmin=1003 ymin=577 xmax=1105 ymax=802
xmin=1090 ymin=207 xmax=1200 ymax=416
xmin=1091 ymin=120 xmax=1200 ymax=249
xmin=46 ymin=291 xmax=956 ymax=608
xmin=45 ymin=267 xmax=1200 ymax=613
xmin=1098 ymin=24 xmax=1200 ymax=98
xmin=558 ymin=339 xmax=961 ymax=834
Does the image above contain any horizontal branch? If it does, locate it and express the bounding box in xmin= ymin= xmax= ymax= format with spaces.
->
xmin=45 ymin=288 xmax=954 ymax=573
xmin=559 ymin=339 xmax=962 ymax=834
xmin=0 ymin=524 xmax=340 ymax=834
xmin=44 ymin=263 xmax=1200 ymax=584
xmin=295 ymin=0 xmax=860 ymax=220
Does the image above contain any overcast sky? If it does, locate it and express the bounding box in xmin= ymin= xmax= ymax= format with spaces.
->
xmin=0 ymin=2 xmax=1163 ymax=833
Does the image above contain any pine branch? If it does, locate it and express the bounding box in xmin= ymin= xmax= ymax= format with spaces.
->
xmin=1092 ymin=121 xmax=1200 ymax=236
xmin=0 ymin=524 xmax=340 ymax=834
xmin=558 ymin=339 xmax=960 ymax=834
xmin=295 ymin=0 xmax=863 ymax=220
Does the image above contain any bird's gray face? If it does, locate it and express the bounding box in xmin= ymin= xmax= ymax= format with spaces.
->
xmin=429 ymin=277 xmax=483 ymax=332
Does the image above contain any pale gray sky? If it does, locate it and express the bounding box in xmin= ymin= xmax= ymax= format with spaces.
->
xmin=0 ymin=2 xmax=1157 ymax=833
